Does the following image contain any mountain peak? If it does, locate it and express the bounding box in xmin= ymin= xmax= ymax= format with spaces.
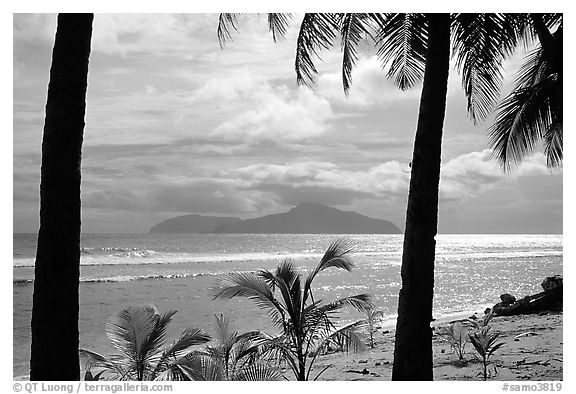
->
xmin=290 ymin=202 xmax=332 ymax=211
xmin=214 ymin=203 xmax=401 ymax=234
xmin=150 ymin=203 xmax=401 ymax=234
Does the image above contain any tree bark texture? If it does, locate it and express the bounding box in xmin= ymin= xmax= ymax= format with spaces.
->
xmin=392 ymin=13 xmax=450 ymax=381
xmin=30 ymin=13 xmax=93 ymax=381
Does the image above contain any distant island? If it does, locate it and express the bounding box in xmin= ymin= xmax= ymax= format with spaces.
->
xmin=149 ymin=202 xmax=401 ymax=234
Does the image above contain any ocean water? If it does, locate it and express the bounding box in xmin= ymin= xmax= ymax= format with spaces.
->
xmin=13 ymin=233 xmax=562 ymax=378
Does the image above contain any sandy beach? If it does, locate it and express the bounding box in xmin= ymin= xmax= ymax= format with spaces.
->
xmin=309 ymin=312 xmax=563 ymax=381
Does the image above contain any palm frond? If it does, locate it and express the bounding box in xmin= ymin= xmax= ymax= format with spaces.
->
xmin=543 ymin=119 xmax=562 ymax=167
xmin=172 ymin=327 xmax=211 ymax=350
xmin=139 ymin=310 xmax=178 ymax=376
xmin=250 ymin=333 xmax=300 ymax=379
xmin=273 ymin=259 xmax=300 ymax=287
xmin=324 ymin=320 xmax=367 ymax=354
xmin=272 ymin=260 xmax=304 ymax=326
xmin=542 ymin=13 xmax=563 ymax=29
xmin=304 ymin=320 xmax=367 ymax=381
xmin=212 ymin=313 xmax=233 ymax=345
xmin=213 ymin=272 xmax=287 ymax=328
xmin=268 ymin=13 xmax=292 ymax=42
xmin=158 ymin=352 xmax=222 ymax=381
xmin=213 ymin=272 xmax=280 ymax=310
xmin=153 ymin=364 xmax=193 ymax=381
xmin=154 ymin=327 xmax=211 ymax=375
xmin=374 ymin=13 xmax=427 ymax=90
xmin=487 ymin=15 xmax=562 ymax=172
xmin=303 ymin=238 xmax=356 ymax=304
xmin=258 ymin=262 xmax=303 ymax=328
xmin=217 ymin=13 xmax=241 ymax=48
xmin=79 ymin=348 xmax=123 ymax=378
xmin=340 ymin=13 xmax=372 ymax=94
xmin=233 ymin=333 xmax=266 ymax=363
xmin=489 ymin=75 xmax=558 ymax=172
xmin=235 ymin=363 xmax=283 ymax=381
xmin=318 ymin=294 xmax=374 ymax=316
xmin=105 ymin=304 xmax=162 ymax=373
xmin=452 ymin=13 xmax=520 ymax=123
xmin=213 ymin=240 xmax=373 ymax=380
xmin=295 ymin=13 xmax=340 ymax=87
xmin=515 ymin=46 xmax=550 ymax=91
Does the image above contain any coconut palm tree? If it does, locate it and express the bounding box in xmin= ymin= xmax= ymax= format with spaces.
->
xmin=489 ymin=14 xmax=562 ymax=171
xmin=217 ymin=12 xmax=551 ymax=380
xmin=212 ymin=239 xmax=372 ymax=381
xmin=80 ymin=305 xmax=211 ymax=381
xmin=30 ymin=13 xmax=94 ymax=380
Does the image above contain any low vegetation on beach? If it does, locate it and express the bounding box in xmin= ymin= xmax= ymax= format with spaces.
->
xmin=81 ymin=239 xmax=374 ymax=381
xmin=79 ymin=238 xmax=562 ymax=381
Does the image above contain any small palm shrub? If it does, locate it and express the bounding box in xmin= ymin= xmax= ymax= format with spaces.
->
xmin=201 ymin=313 xmax=281 ymax=381
xmin=469 ymin=326 xmax=505 ymax=380
xmin=80 ymin=305 xmax=210 ymax=380
xmin=441 ymin=321 xmax=469 ymax=361
xmin=467 ymin=310 xmax=495 ymax=331
xmin=363 ymin=307 xmax=384 ymax=349
xmin=212 ymin=239 xmax=373 ymax=381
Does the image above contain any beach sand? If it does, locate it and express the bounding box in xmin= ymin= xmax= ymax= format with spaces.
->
xmin=308 ymin=312 xmax=562 ymax=381
xmin=14 ymin=312 xmax=561 ymax=381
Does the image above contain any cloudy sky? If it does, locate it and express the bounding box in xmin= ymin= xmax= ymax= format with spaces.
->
xmin=13 ymin=13 xmax=563 ymax=233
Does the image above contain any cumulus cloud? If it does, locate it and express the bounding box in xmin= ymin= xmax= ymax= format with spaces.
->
xmin=90 ymin=14 xmax=218 ymax=56
xmin=317 ymin=56 xmax=421 ymax=107
xmin=229 ymin=160 xmax=410 ymax=203
xmin=193 ymin=72 xmax=335 ymax=142
xmin=440 ymin=150 xmax=558 ymax=201
xmin=192 ymin=70 xmax=265 ymax=103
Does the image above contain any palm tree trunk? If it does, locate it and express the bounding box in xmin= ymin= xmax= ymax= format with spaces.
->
xmin=530 ymin=14 xmax=562 ymax=106
xmin=392 ymin=13 xmax=450 ymax=381
xmin=297 ymin=347 xmax=306 ymax=380
xmin=30 ymin=13 xmax=93 ymax=380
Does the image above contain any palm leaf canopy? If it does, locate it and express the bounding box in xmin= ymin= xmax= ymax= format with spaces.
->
xmin=451 ymin=13 xmax=522 ymax=123
xmin=488 ymin=16 xmax=562 ymax=171
xmin=295 ymin=13 xmax=341 ymax=87
xmin=218 ymin=13 xmax=293 ymax=47
xmin=289 ymin=12 xmax=562 ymax=170
xmin=213 ymin=239 xmax=373 ymax=380
xmin=268 ymin=13 xmax=293 ymax=42
xmin=82 ymin=305 xmax=210 ymax=380
xmin=217 ymin=13 xmax=240 ymax=47
xmin=374 ymin=13 xmax=428 ymax=91
xmin=105 ymin=304 xmax=175 ymax=378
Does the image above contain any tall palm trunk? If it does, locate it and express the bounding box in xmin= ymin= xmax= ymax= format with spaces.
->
xmin=30 ymin=13 xmax=93 ymax=380
xmin=392 ymin=13 xmax=450 ymax=381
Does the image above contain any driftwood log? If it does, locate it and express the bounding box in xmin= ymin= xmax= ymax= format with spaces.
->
xmin=491 ymin=276 xmax=563 ymax=317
